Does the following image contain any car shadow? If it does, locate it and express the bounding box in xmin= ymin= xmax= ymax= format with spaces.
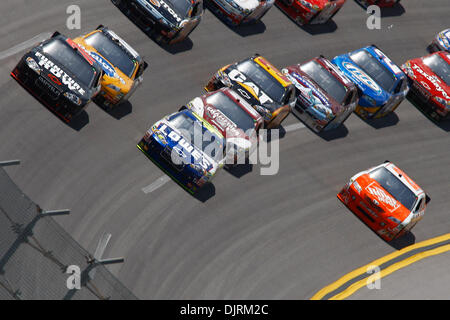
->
xmin=111 ymin=0 xmax=194 ymax=54
xmin=205 ymin=4 xmax=267 ymax=37
xmin=193 ymin=183 xmax=216 ymax=202
xmin=407 ymin=96 xmax=450 ymax=132
xmin=318 ymin=125 xmax=349 ymax=141
xmin=225 ymin=163 xmax=253 ymax=178
xmin=388 ymin=232 xmax=416 ymax=250
xmin=67 ymin=111 xmax=90 ymax=131
xmin=354 ymin=1 xmax=406 ymax=17
xmin=264 ymin=125 xmax=287 ymax=143
xmin=349 ymin=208 xmax=416 ymax=250
xmin=158 ymin=37 xmax=194 ymax=55
xmin=299 ymin=20 xmax=338 ymax=35
xmin=360 ymin=111 xmax=400 ymax=129
xmin=275 ymin=5 xmax=338 ymax=35
xmin=381 ymin=3 xmax=406 ymax=17
xmin=290 ymin=113 xmax=349 ymax=141
xmin=95 ymin=100 xmax=133 ymax=120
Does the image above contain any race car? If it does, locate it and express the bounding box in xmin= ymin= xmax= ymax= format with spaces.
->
xmin=337 ymin=161 xmax=430 ymax=242
xmin=332 ymin=45 xmax=409 ymax=120
xmin=137 ymin=109 xmax=225 ymax=193
xmin=206 ymin=0 xmax=275 ymax=27
xmin=402 ymin=51 xmax=450 ymax=122
xmin=10 ymin=32 xmax=103 ymax=123
xmin=73 ymin=25 xmax=148 ymax=108
xmin=276 ymin=0 xmax=346 ymax=26
xmin=112 ymin=0 xmax=203 ymax=44
xmin=282 ymin=56 xmax=358 ymax=133
xmin=205 ymin=54 xmax=296 ymax=129
xmin=428 ymin=28 xmax=450 ymax=53
xmin=182 ymin=87 xmax=264 ymax=164
xmin=354 ymin=0 xmax=400 ymax=8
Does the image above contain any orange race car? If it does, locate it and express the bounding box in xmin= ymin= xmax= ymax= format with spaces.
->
xmin=337 ymin=161 xmax=430 ymax=242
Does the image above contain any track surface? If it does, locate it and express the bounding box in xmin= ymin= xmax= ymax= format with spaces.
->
xmin=0 ymin=0 xmax=449 ymax=299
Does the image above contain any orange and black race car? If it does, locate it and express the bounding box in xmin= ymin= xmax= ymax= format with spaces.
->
xmin=337 ymin=161 xmax=430 ymax=242
xmin=73 ymin=25 xmax=148 ymax=108
xmin=11 ymin=32 xmax=103 ymax=123
xmin=205 ymin=54 xmax=296 ymax=129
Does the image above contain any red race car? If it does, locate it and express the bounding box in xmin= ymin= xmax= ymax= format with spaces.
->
xmin=402 ymin=51 xmax=450 ymax=122
xmin=282 ymin=56 xmax=358 ymax=133
xmin=276 ymin=0 xmax=346 ymax=26
xmin=354 ymin=0 xmax=400 ymax=8
xmin=182 ymin=87 xmax=264 ymax=164
xmin=338 ymin=161 xmax=430 ymax=242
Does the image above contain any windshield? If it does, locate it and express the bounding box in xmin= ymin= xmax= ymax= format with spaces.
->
xmin=370 ymin=167 xmax=417 ymax=211
xmin=237 ymin=60 xmax=286 ymax=104
xmin=84 ymin=31 xmax=136 ymax=78
xmin=167 ymin=0 xmax=192 ymax=18
xmin=422 ymin=54 xmax=450 ymax=85
xmin=350 ymin=50 xmax=396 ymax=92
xmin=168 ymin=113 xmax=224 ymax=159
xmin=301 ymin=60 xmax=348 ymax=104
xmin=42 ymin=39 xmax=96 ymax=88
xmin=206 ymin=92 xmax=255 ymax=132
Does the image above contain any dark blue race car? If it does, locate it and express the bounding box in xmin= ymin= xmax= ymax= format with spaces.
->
xmin=138 ymin=109 xmax=226 ymax=193
xmin=332 ymin=45 xmax=409 ymax=120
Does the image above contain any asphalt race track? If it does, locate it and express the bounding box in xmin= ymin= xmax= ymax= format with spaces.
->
xmin=0 ymin=0 xmax=449 ymax=299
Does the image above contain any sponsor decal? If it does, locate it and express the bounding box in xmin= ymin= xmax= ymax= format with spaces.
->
xmin=205 ymin=105 xmax=241 ymax=137
xmin=343 ymin=61 xmax=382 ymax=94
xmin=89 ymin=51 xmax=126 ymax=84
xmin=159 ymin=124 xmax=212 ymax=170
xmin=159 ymin=0 xmax=182 ymax=22
xmin=47 ymin=73 xmax=62 ymax=86
xmin=421 ymin=81 xmax=431 ymax=90
xmin=228 ymin=69 xmax=273 ymax=104
xmin=288 ymin=72 xmax=333 ymax=118
xmin=35 ymin=52 xmax=86 ymax=95
xmin=367 ymin=186 xmax=399 ymax=210
xmin=413 ymin=64 xmax=450 ymax=99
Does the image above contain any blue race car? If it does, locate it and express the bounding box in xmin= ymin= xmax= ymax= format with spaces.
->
xmin=138 ymin=109 xmax=226 ymax=194
xmin=331 ymin=45 xmax=409 ymax=119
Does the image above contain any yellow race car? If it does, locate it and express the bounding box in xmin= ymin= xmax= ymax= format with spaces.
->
xmin=73 ymin=25 xmax=148 ymax=108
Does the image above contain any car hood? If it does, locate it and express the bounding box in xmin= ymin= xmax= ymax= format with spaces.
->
xmin=284 ymin=66 xmax=343 ymax=120
xmin=404 ymin=58 xmax=450 ymax=101
xmin=151 ymin=120 xmax=218 ymax=173
xmin=332 ymin=55 xmax=390 ymax=105
xmin=136 ymin=0 xmax=185 ymax=27
xmin=189 ymin=97 xmax=255 ymax=149
xmin=73 ymin=38 xmax=134 ymax=90
xmin=29 ymin=50 xmax=92 ymax=100
xmin=355 ymin=174 xmax=410 ymax=222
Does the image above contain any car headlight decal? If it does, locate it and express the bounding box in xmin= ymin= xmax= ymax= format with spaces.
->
xmin=26 ymin=57 xmax=41 ymax=74
xmin=63 ymin=92 xmax=82 ymax=106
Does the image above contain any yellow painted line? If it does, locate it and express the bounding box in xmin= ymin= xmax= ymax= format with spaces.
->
xmin=330 ymin=243 xmax=450 ymax=300
xmin=310 ymin=233 xmax=450 ymax=300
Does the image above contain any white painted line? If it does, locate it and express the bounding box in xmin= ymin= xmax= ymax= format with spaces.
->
xmin=284 ymin=122 xmax=305 ymax=133
xmin=0 ymin=32 xmax=52 ymax=60
xmin=142 ymin=175 xmax=171 ymax=194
